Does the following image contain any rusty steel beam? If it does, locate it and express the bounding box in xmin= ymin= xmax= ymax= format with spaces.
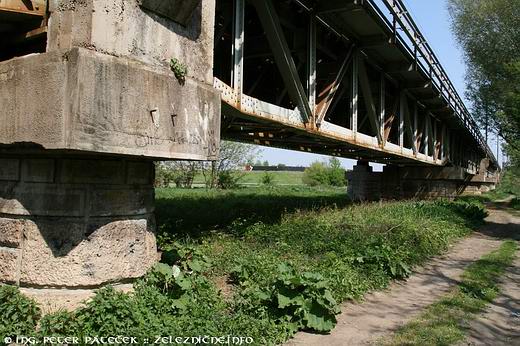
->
xmin=0 ymin=0 xmax=45 ymax=16
xmin=250 ymin=0 xmax=312 ymax=122
xmin=401 ymin=92 xmax=417 ymax=155
xmin=315 ymin=46 xmax=353 ymax=127
xmin=308 ymin=16 xmax=317 ymax=122
xmin=358 ymin=55 xmax=383 ymax=144
xmin=350 ymin=51 xmax=359 ymax=133
xmin=384 ymin=98 xmax=399 ymax=143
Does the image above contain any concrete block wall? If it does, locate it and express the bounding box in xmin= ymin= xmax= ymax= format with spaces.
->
xmin=0 ymin=156 xmax=157 ymax=288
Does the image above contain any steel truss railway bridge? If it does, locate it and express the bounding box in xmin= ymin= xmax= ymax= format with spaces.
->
xmin=213 ymin=0 xmax=499 ymax=199
xmin=0 ymin=0 xmax=502 ymax=293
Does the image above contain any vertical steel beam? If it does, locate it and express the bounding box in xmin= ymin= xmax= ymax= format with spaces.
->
xmin=433 ymin=119 xmax=438 ymax=160
xmin=398 ymin=90 xmax=405 ymax=148
xmin=351 ymin=51 xmax=359 ymax=133
xmin=380 ymin=75 xmax=386 ymax=145
xmin=445 ymin=128 xmax=451 ymax=161
xmin=308 ymin=16 xmax=317 ymax=123
xmin=426 ymin=113 xmax=434 ymax=158
xmin=413 ymin=102 xmax=419 ymax=155
xmin=250 ymin=0 xmax=312 ymax=122
xmin=424 ymin=114 xmax=430 ymax=157
xmin=441 ymin=123 xmax=446 ymax=160
xmin=401 ymin=93 xmax=417 ymax=155
xmin=231 ymin=0 xmax=245 ymax=103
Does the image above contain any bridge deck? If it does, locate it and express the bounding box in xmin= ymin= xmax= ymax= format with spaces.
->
xmin=214 ymin=0 xmax=497 ymax=171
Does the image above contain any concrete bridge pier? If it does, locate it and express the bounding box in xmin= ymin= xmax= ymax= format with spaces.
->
xmin=0 ymin=0 xmax=220 ymax=301
xmin=347 ymin=160 xmax=499 ymax=201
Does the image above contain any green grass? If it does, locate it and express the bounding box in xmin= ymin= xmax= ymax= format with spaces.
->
xmin=0 ymin=189 xmax=490 ymax=346
xmin=383 ymin=240 xmax=518 ymax=346
xmin=192 ymin=171 xmax=305 ymax=186
xmin=155 ymin=186 xmax=349 ymax=239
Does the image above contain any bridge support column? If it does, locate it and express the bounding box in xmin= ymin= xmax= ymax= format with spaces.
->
xmin=347 ymin=159 xmax=499 ymax=202
xmin=0 ymin=0 xmax=220 ymax=310
xmin=382 ymin=161 xmax=498 ymax=200
xmin=0 ymin=155 xmax=157 ymax=288
xmin=347 ymin=161 xmax=382 ymax=201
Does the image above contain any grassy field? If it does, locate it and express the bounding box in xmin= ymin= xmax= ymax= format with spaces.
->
xmin=192 ymin=171 xmax=305 ymax=186
xmin=1 ymin=187 xmax=490 ymax=345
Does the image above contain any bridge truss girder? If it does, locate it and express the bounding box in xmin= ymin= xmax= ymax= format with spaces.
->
xmin=213 ymin=0 xmax=497 ymax=174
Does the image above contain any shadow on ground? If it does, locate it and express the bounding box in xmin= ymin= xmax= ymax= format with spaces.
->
xmin=155 ymin=188 xmax=350 ymax=240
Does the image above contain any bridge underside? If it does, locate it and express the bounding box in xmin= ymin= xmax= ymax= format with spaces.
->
xmin=214 ymin=0 xmax=498 ymax=174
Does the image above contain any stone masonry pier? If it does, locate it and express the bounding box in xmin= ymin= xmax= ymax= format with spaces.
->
xmin=0 ymin=156 xmax=156 ymax=288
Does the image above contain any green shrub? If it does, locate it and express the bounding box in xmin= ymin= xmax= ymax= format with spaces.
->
xmin=38 ymin=310 xmax=78 ymax=337
xmin=217 ymin=170 xmax=242 ymax=189
xmin=271 ymin=264 xmax=340 ymax=333
xmin=161 ymin=241 xmax=212 ymax=273
xmin=261 ymin=172 xmax=275 ymax=187
xmin=154 ymin=163 xmax=177 ymax=187
xmin=232 ymin=263 xmax=340 ymax=333
xmin=303 ymin=159 xmax=346 ymax=187
xmin=511 ymin=197 xmax=520 ymax=210
xmin=170 ymin=58 xmax=188 ymax=84
xmin=0 ymin=285 xmax=40 ymax=343
xmin=74 ymin=287 xmax=140 ymax=336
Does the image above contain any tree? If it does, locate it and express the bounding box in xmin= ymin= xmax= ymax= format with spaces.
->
xmin=448 ymin=0 xmax=520 ymax=162
xmin=327 ymin=157 xmax=347 ymax=187
xmin=200 ymin=141 xmax=262 ymax=189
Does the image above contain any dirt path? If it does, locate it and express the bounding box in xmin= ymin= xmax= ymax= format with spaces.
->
xmin=459 ymin=210 xmax=520 ymax=346
xmin=288 ymin=207 xmax=519 ymax=346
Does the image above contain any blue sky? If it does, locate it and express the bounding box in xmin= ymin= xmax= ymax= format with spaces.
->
xmin=256 ymin=0 xmax=502 ymax=169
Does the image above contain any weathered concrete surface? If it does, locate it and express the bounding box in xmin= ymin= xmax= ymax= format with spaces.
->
xmin=0 ymin=48 xmax=220 ymax=160
xmin=0 ymin=156 xmax=158 ymax=288
xmin=47 ymin=0 xmax=215 ymax=84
